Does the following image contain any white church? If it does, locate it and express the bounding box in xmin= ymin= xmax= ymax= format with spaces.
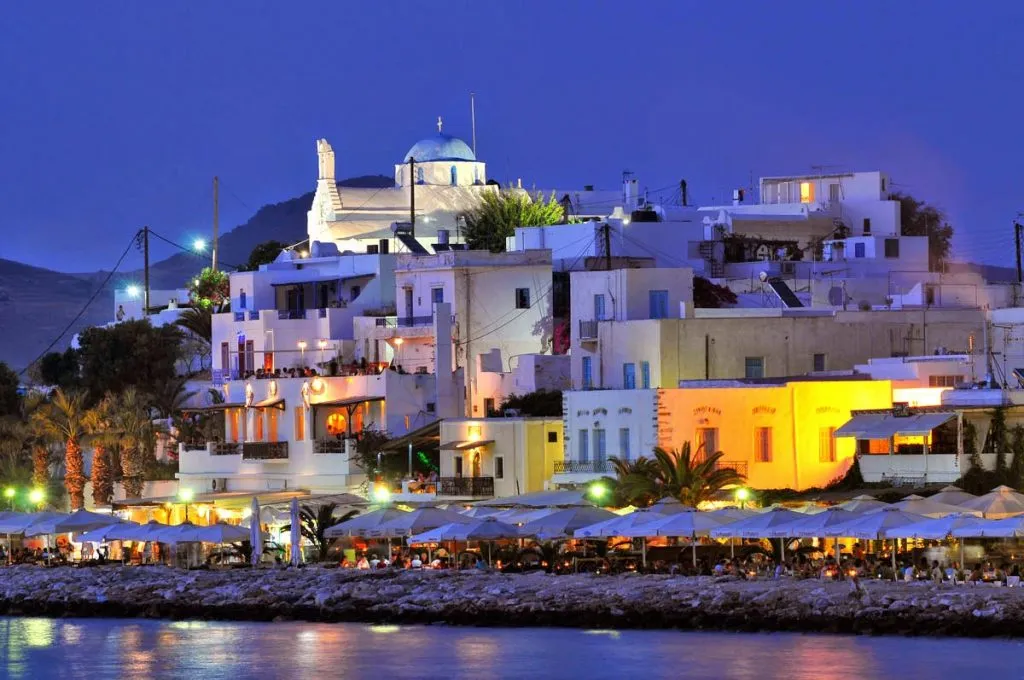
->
xmin=306 ymin=119 xmax=495 ymax=255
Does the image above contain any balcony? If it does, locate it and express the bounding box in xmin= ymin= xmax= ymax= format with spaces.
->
xmin=249 ymin=310 xmax=260 ymax=321
xmin=375 ymin=314 xmax=455 ymax=329
xmin=278 ymin=309 xmax=307 ymax=320
xmin=241 ymin=441 xmax=289 ymax=461
xmin=314 ymin=438 xmax=355 ymax=454
xmin=437 ymin=476 xmax=494 ymax=497
xmin=554 ymin=460 xmax=608 ymax=474
xmin=714 ymin=460 xmax=748 ymax=478
xmin=578 ymin=320 xmax=598 ymax=341
xmin=211 ymin=442 xmax=242 ymax=456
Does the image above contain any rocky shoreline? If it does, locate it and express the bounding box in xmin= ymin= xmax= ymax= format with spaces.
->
xmin=2 ymin=566 xmax=1024 ymax=637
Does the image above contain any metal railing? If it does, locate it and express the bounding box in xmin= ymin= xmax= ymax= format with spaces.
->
xmin=437 ymin=476 xmax=494 ymax=497
xmin=578 ymin=320 xmax=598 ymax=340
xmin=554 ymin=460 xmax=608 ymax=474
xmin=714 ymin=461 xmax=748 ymax=478
xmin=248 ymin=310 xmax=260 ymax=321
xmin=241 ymin=441 xmax=289 ymax=460
xmin=277 ymin=309 xmax=307 ymax=320
xmin=233 ymin=312 xmax=245 ymax=322
xmin=314 ymin=439 xmax=351 ymax=454
xmin=211 ymin=442 xmax=242 ymax=456
xmin=375 ymin=314 xmax=456 ymax=329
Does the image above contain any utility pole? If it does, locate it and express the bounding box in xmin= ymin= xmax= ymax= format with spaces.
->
xmin=470 ymin=92 xmax=477 ymax=157
xmin=142 ymin=226 xmax=150 ymax=316
xmin=213 ymin=176 xmax=220 ymax=272
xmin=409 ymin=157 xmax=416 ymax=238
xmin=602 ymin=223 xmax=612 ymax=271
xmin=1014 ymin=219 xmax=1022 ymax=285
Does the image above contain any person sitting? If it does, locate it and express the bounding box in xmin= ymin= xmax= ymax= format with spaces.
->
xmin=930 ymin=560 xmax=944 ymax=584
xmin=356 ymin=555 xmax=370 ymax=570
xmin=475 ymin=557 xmax=487 ymax=570
xmin=968 ymin=563 xmax=984 ymax=584
xmin=410 ymin=555 xmax=423 ymax=569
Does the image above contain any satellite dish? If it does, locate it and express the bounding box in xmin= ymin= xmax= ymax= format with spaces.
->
xmin=758 ymin=271 xmax=769 ymax=283
xmin=828 ymin=286 xmax=844 ymax=306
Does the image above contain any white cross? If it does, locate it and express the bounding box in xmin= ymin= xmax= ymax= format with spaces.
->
xmin=437 ymin=116 xmax=443 ymax=133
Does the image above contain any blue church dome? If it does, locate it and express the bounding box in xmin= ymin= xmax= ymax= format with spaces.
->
xmin=404 ymin=133 xmax=476 ymax=162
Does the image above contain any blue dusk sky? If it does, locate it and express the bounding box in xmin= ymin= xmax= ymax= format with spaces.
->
xmin=1 ymin=1 xmax=1022 ymax=272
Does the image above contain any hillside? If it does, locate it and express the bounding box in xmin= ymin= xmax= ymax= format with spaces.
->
xmin=0 ymin=176 xmax=393 ymax=371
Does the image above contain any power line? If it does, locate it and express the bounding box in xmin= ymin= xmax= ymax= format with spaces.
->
xmin=19 ymin=234 xmax=138 ymax=376
xmin=147 ymin=228 xmax=243 ymax=271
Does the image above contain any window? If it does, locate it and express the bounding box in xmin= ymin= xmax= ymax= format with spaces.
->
xmin=884 ymin=239 xmax=900 ymax=259
xmin=862 ymin=218 xmax=871 ymax=235
xmin=255 ymin=412 xmax=265 ymax=441
xmin=416 ymin=166 xmax=425 ymax=184
xmin=431 ymin=287 xmax=444 ymax=305
xmin=854 ymin=242 xmax=866 ymax=258
xmin=578 ymin=429 xmax=589 ymax=462
xmin=881 ymin=177 xmax=886 ymax=192
xmin=582 ymin=356 xmax=593 ymax=389
xmin=450 ymin=165 xmax=458 ymax=186
xmin=696 ymin=428 xmax=718 ymax=460
xmin=755 ymin=427 xmax=773 ymax=463
xmin=483 ymin=398 xmax=496 ymax=416
xmin=623 ymin=363 xmax=636 ymax=389
xmin=245 ymin=341 xmax=255 ymax=374
xmin=548 ymin=431 xmax=559 ymax=443
xmin=495 ymin=456 xmax=504 ymax=479
xmin=220 ymin=342 xmax=230 ymax=371
xmin=426 ymin=402 xmax=436 ymax=413
xmin=819 ymin=427 xmax=836 ymax=463
xmin=594 ymin=294 xmax=606 ymax=321
xmin=239 ymin=289 xmax=247 ymax=309
xmin=454 ymin=456 xmax=463 ymax=476
xmin=829 ymin=183 xmax=840 ymax=202
xmin=744 ymin=356 xmax=764 ymax=379
xmin=799 ymin=181 xmax=814 ymax=203
xmin=229 ymin=409 xmax=239 ymax=442
xmin=929 ymin=375 xmax=961 ymax=388
xmin=649 ymin=290 xmax=669 ymax=319
xmin=813 ymin=353 xmax=826 ymax=372
xmin=641 ymin=361 xmax=651 ymax=389
xmin=294 ymin=407 xmax=305 ymax=441
xmin=593 ymin=428 xmax=607 ymax=463
xmin=619 ymin=428 xmax=631 ymax=460
xmin=515 ymin=288 xmax=530 ymax=309
xmin=351 ymin=284 xmax=361 ymax=300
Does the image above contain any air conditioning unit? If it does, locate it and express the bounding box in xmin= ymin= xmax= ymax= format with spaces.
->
xmin=780 ymin=262 xmax=796 ymax=276
xmin=209 ymin=478 xmax=228 ymax=493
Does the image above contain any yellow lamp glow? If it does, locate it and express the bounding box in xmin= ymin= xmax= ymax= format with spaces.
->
xmin=372 ymin=485 xmax=391 ymax=504
xmin=3 ymin=487 xmax=15 ymax=499
xmin=193 ymin=238 xmax=207 ymax=252
xmin=28 ymin=489 xmax=44 ymax=505
xmin=297 ymin=340 xmax=308 ymax=350
xmin=125 ymin=285 xmax=141 ymax=299
xmin=178 ymin=488 xmax=195 ymax=503
xmin=588 ymin=482 xmax=609 ymax=502
xmin=393 ymin=338 xmax=404 ymax=346
xmin=735 ymin=488 xmax=750 ymax=502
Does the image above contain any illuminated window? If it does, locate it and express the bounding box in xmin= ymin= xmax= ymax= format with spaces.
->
xmin=268 ymin=409 xmax=279 ymax=442
xmin=755 ymin=427 xmax=773 ymax=463
xmin=469 ymin=425 xmax=482 ymax=439
xmin=294 ymin=407 xmax=305 ymax=441
xmin=800 ymin=182 xmax=814 ymax=203
xmin=593 ymin=428 xmax=606 ymax=463
xmin=326 ymin=413 xmax=347 ymax=436
xmin=818 ymin=427 xmax=836 ymax=462
xmin=255 ymin=413 xmax=265 ymax=441
xmin=929 ymin=375 xmax=961 ymax=388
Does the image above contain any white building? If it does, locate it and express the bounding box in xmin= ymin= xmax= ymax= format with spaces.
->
xmin=353 ymin=250 xmax=554 ymax=416
xmin=475 ymin=353 xmax=570 ymax=416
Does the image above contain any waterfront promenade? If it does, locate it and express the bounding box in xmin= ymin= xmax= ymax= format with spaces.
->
xmin=3 ymin=566 xmax=1024 ymax=637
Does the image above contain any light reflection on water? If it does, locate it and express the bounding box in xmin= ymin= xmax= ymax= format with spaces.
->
xmin=0 ymin=617 xmax=1022 ymax=680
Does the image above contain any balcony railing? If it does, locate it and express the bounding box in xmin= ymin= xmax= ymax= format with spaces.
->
xmin=437 ymin=476 xmax=494 ymax=497
xmin=249 ymin=310 xmax=260 ymax=321
xmin=211 ymin=442 xmax=242 ymax=456
xmin=234 ymin=312 xmax=245 ymax=322
xmin=578 ymin=320 xmax=598 ymax=340
xmin=278 ymin=309 xmax=307 ymax=320
xmin=714 ymin=461 xmax=748 ymax=478
xmin=375 ymin=314 xmax=456 ymax=329
xmin=314 ymin=438 xmax=352 ymax=454
xmin=554 ymin=460 xmax=608 ymax=474
xmin=241 ymin=441 xmax=289 ymax=461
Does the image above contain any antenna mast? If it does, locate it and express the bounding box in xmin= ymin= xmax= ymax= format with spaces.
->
xmin=470 ymin=92 xmax=477 ymax=156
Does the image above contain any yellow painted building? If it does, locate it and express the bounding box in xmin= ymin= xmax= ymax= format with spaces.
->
xmin=655 ymin=378 xmax=894 ymax=490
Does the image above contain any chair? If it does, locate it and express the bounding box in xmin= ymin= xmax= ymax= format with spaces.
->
xmin=1009 ymin=576 xmax=1021 ymax=588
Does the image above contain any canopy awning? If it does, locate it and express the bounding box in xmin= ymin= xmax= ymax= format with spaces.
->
xmin=183 ymin=402 xmax=245 ymax=413
xmin=252 ymin=397 xmax=285 ymax=410
xmin=835 ymin=412 xmax=956 ymax=438
xmin=269 ymin=274 xmax=344 ymax=286
xmin=311 ymin=396 xmax=385 ymax=410
xmin=378 ymin=420 xmax=441 ymax=453
xmin=440 ymin=440 xmax=495 ymax=451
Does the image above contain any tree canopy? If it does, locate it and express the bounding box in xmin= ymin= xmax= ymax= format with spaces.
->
xmin=463 ymin=190 xmax=566 ymax=252
xmin=889 ymin=192 xmax=954 ymax=271
xmin=500 ymin=389 xmax=563 ymax=417
xmin=0 ymin=361 xmax=20 ymax=419
xmin=603 ymin=444 xmax=745 ymax=507
xmin=693 ymin=277 xmax=738 ymax=308
xmin=241 ymin=240 xmax=286 ymax=272
xmin=187 ymin=267 xmax=230 ymax=311
xmin=37 ymin=349 xmax=81 ymax=391
xmin=76 ymin=320 xmax=183 ymax=406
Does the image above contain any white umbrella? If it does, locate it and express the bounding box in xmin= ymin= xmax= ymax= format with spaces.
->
xmin=409 ymin=517 xmax=521 ymax=566
xmin=889 ymin=513 xmax=985 ymax=540
xmin=250 ymin=496 xmax=262 ymax=566
xmin=710 ymin=507 xmax=806 ymax=563
xmin=289 ymin=498 xmax=301 ymax=567
xmin=151 ymin=522 xmax=204 ymax=544
xmin=829 ymin=507 xmax=930 ymax=540
xmin=929 ymin=486 xmax=977 ymax=507
xmin=705 ymin=507 xmax=759 ymax=522
xmin=25 ymin=509 xmax=122 ymax=536
xmin=648 ymin=510 xmax=731 ymax=568
xmin=519 ymin=506 xmax=619 ymax=539
xmin=874 ymin=494 xmax=980 ymax=519
xmin=0 ymin=512 xmax=64 ymax=534
xmin=78 ymin=521 xmax=138 ymax=543
xmin=835 ymin=495 xmax=889 ymax=513
xmin=573 ymin=509 xmax=665 ymax=567
xmin=458 ymin=506 xmax=502 ymax=518
xmin=109 ymin=520 xmax=167 ymax=542
xmin=474 ymin=489 xmax=591 ymax=507
xmin=366 ymin=507 xmax=472 ymax=539
xmin=769 ymin=508 xmax=856 ymax=562
xmin=952 ymin=515 xmax=1024 ymax=538
xmin=324 ymin=507 xmax=410 ymax=538
xmin=487 ymin=507 xmax=558 ymax=525
xmin=958 ymin=486 xmax=1024 ymax=518
xmin=650 ymin=497 xmax=696 ymax=515
xmin=194 ymin=523 xmax=251 ymax=544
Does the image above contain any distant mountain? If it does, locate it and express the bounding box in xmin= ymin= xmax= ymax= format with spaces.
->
xmin=0 ymin=176 xmax=393 ymax=371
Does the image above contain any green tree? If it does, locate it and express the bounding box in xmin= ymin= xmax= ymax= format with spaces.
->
xmin=0 ymin=362 xmax=21 ymax=419
xmin=987 ymin=407 xmax=1009 ymax=477
xmin=602 ymin=443 xmax=745 ymax=507
xmin=76 ymin=320 xmax=183 ymax=406
xmin=463 ymin=190 xmax=566 ymax=252
xmin=84 ymin=396 xmax=116 ymax=507
xmin=32 ymin=389 xmax=90 ymax=510
xmin=499 ymin=389 xmax=562 ymax=417
xmin=889 ymin=192 xmax=954 ymax=271
xmin=37 ymin=349 xmax=81 ymax=391
xmin=241 ymin=240 xmax=287 ymax=272
xmin=283 ymin=502 xmax=359 ymax=562
xmin=110 ymin=388 xmax=153 ymax=500
xmin=187 ymin=267 xmax=230 ymax=311
xmin=1008 ymin=425 xmax=1024 ymax=489
xmin=176 ymin=306 xmax=213 ymax=345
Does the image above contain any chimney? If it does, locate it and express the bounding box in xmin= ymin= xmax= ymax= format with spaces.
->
xmin=433 ymin=302 xmax=460 ymax=418
xmin=680 ymin=179 xmax=688 ymax=206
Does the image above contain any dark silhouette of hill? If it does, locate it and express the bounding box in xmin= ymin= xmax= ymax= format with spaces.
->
xmin=0 ymin=176 xmax=393 ymax=371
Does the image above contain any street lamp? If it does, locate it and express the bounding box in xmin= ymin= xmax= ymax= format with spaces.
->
xmin=193 ymin=238 xmax=207 ymax=252
xmin=178 ymin=487 xmax=195 ymax=522
xmin=372 ymin=484 xmax=391 ymax=504
xmin=3 ymin=487 xmax=14 ymax=510
xmin=317 ymin=339 xmax=328 ymax=365
xmin=297 ymin=340 xmax=308 ymax=366
xmin=587 ymin=482 xmax=609 ymax=504
xmin=28 ymin=489 xmax=44 ymax=507
xmin=125 ymin=285 xmax=141 ymax=299
xmin=735 ymin=487 xmax=750 ymax=509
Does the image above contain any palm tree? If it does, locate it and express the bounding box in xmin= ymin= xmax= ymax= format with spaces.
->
xmin=84 ymin=396 xmax=116 ymax=507
xmin=283 ymin=503 xmax=358 ymax=562
xmin=150 ymin=375 xmax=197 ymax=420
xmin=605 ymin=443 xmax=745 ymax=508
xmin=175 ymin=305 xmax=213 ymax=343
xmin=32 ymin=389 xmax=89 ymax=509
xmin=111 ymin=388 xmax=153 ymax=500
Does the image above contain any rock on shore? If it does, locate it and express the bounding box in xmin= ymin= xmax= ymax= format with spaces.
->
xmin=2 ymin=566 xmax=1024 ymax=637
